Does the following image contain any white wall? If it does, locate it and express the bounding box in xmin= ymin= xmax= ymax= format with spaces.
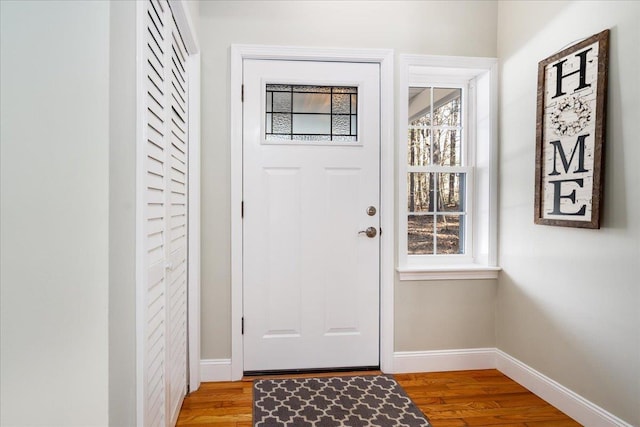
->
xmin=0 ymin=1 xmax=110 ymax=425
xmin=497 ymin=1 xmax=640 ymax=424
xmin=198 ymin=0 xmax=498 ymax=359
xmin=108 ymin=1 xmax=138 ymax=425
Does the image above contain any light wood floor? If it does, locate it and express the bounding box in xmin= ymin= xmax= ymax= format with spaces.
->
xmin=176 ymin=369 xmax=581 ymax=426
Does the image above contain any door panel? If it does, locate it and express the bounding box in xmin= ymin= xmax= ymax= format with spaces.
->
xmin=243 ymin=59 xmax=380 ymax=372
xmin=141 ymin=0 xmax=188 ymax=425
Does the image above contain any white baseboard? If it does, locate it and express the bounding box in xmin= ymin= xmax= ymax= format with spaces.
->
xmin=205 ymin=351 xmax=631 ymax=426
xmin=495 ymin=350 xmax=633 ymax=427
xmin=392 ymin=348 xmax=496 ymax=373
xmin=200 ymin=358 xmax=232 ymax=382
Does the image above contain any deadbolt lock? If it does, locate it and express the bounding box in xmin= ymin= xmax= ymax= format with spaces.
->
xmin=366 ymin=206 xmax=377 ymax=216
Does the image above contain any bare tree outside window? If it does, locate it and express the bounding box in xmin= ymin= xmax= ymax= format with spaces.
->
xmin=407 ymin=88 xmax=465 ymax=255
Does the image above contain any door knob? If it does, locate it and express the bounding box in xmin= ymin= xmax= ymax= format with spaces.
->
xmin=358 ymin=227 xmax=377 ymax=238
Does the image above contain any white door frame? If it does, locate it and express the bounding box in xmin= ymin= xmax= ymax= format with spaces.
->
xmin=168 ymin=0 xmax=202 ymax=394
xmin=230 ymin=45 xmax=394 ymax=380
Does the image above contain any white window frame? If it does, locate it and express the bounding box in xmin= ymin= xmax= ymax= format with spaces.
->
xmin=397 ymin=55 xmax=500 ymax=281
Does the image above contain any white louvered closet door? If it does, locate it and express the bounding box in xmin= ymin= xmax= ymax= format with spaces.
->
xmin=143 ymin=0 xmax=189 ymax=425
xmin=165 ymin=6 xmax=189 ymax=426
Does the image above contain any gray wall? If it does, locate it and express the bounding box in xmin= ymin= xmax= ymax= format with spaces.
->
xmin=0 ymin=1 xmax=110 ymax=425
xmin=395 ymin=280 xmax=496 ymax=351
xmin=496 ymin=1 xmax=640 ymax=424
xmin=0 ymin=1 xmax=143 ymax=424
xmin=198 ymin=0 xmax=499 ymax=359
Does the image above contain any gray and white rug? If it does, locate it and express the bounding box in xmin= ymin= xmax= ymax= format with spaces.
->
xmin=253 ymin=375 xmax=431 ymax=426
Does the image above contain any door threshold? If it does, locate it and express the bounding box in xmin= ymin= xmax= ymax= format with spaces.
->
xmin=243 ymin=366 xmax=380 ymax=380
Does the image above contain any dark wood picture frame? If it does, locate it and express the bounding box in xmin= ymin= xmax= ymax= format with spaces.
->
xmin=534 ymin=29 xmax=609 ymax=229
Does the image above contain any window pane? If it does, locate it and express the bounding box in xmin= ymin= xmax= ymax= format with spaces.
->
xmin=409 ymin=87 xmax=432 ymax=126
xmin=293 ymin=134 xmax=332 ymax=141
xmin=266 ymin=92 xmax=273 ymax=113
xmin=292 ymin=85 xmax=331 ymax=93
xmin=435 ymin=214 xmax=464 ymax=254
xmin=408 ymin=128 xmax=431 ymax=166
xmin=332 ymin=115 xmax=351 ymax=135
xmin=333 ymin=135 xmax=357 ymax=142
xmin=432 ymin=88 xmax=462 ymax=127
xmin=332 ymin=86 xmax=357 ymax=94
xmin=272 ymin=91 xmax=292 ymax=113
xmin=272 ymin=113 xmax=291 ymax=134
xmin=332 ymin=93 xmax=351 ymax=114
xmin=265 ymin=134 xmax=292 ymax=141
xmin=292 ymin=114 xmax=331 ymax=135
xmin=407 ymin=173 xmax=434 ymax=213
xmin=433 ymin=129 xmax=461 ymax=166
xmin=408 ymin=215 xmax=434 ymax=255
xmin=293 ymin=92 xmax=330 ymax=114
xmin=436 ymin=172 xmax=465 ymax=212
xmin=267 ymin=84 xmax=291 ymax=91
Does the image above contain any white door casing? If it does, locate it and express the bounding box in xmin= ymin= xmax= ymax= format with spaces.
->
xmin=242 ymin=59 xmax=380 ymax=372
xmin=230 ymin=45 xmax=394 ymax=381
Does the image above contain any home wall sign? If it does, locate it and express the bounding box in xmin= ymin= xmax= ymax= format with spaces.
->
xmin=535 ymin=29 xmax=609 ymax=228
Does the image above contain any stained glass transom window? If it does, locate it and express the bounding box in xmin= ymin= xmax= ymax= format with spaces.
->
xmin=265 ymin=84 xmax=357 ymax=142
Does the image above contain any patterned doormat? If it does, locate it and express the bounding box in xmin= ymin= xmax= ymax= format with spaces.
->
xmin=253 ymin=375 xmax=431 ymax=426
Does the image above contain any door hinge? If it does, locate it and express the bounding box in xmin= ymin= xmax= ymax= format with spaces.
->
xmin=241 ymin=84 xmax=244 ymax=102
xmin=241 ymin=317 xmax=244 ymax=335
xmin=241 ymin=201 xmax=244 ymax=218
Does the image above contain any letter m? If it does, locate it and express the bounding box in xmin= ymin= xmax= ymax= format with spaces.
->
xmin=548 ymin=134 xmax=590 ymax=176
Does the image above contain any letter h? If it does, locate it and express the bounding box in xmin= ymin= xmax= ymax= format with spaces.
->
xmin=552 ymin=48 xmax=592 ymax=99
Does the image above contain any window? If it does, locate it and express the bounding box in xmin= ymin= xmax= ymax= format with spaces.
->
xmin=265 ymin=84 xmax=358 ymax=142
xmin=408 ymin=87 xmax=468 ymax=255
xmin=398 ymin=55 xmax=499 ymax=280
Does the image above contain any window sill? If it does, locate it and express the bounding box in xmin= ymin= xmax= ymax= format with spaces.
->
xmin=397 ymin=265 xmax=501 ymax=281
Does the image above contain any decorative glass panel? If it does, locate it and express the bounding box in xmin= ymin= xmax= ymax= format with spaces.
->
xmin=293 ymin=93 xmax=330 ymax=114
xmin=273 ymin=92 xmax=292 ymax=113
xmin=292 ymin=114 xmax=331 ymax=135
xmin=332 ymin=115 xmax=351 ymax=135
xmin=272 ymin=113 xmax=291 ymax=133
xmin=332 ymin=94 xmax=351 ymax=114
xmin=265 ymin=84 xmax=357 ymax=142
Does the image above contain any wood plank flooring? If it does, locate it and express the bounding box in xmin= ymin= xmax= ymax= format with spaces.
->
xmin=176 ymin=369 xmax=581 ymax=426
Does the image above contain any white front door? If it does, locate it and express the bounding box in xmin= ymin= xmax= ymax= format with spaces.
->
xmin=243 ymin=59 xmax=380 ymax=372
